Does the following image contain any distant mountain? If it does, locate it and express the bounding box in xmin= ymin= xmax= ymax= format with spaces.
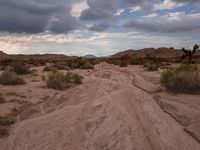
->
xmin=83 ymin=54 xmax=97 ymax=58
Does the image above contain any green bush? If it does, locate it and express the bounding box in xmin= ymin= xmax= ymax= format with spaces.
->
xmin=0 ymin=71 xmax=26 ymax=85
xmin=160 ymin=64 xmax=200 ymax=93
xmin=0 ymin=115 xmax=15 ymax=126
xmin=12 ymin=63 xmax=31 ymax=75
xmin=46 ymin=72 xmax=83 ymax=90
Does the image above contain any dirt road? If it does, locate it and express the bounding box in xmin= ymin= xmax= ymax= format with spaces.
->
xmin=0 ymin=63 xmax=200 ymax=150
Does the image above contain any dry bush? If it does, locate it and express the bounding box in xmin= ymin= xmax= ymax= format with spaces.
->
xmin=67 ymin=59 xmax=95 ymax=69
xmin=43 ymin=65 xmax=57 ymax=72
xmin=0 ymin=71 xmax=26 ymax=85
xmin=12 ymin=63 xmax=31 ymax=75
xmin=0 ymin=115 xmax=15 ymax=126
xmin=129 ymin=57 xmax=144 ymax=65
xmin=119 ymin=61 xmax=128 ymax=67
xmin=0 ymin=93 xmax=5 ymax=103
xmin=82 ymin=62 xmax=94 ymax=69
xmin=0 ymin=128 xmax=8 ymax=138
xmin=146 ymin=63 xmax=159 ymax=71
xmin=160 ymin=64 xmax=200 ymax=93
xmin=46 ymin=72 xmax=83 ymax=90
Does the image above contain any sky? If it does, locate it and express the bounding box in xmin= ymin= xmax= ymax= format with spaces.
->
xmin=0 ymin=0 xmax=200 ymax=56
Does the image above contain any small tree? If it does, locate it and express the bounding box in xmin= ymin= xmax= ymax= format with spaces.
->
xmin=181 ymin=44 xmax=199 ymax=63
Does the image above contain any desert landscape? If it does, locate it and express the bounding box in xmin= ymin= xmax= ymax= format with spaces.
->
xmin=0 ymin=47 xmax=200 ymax=150
xmin=0 ymin=0 xmax=200 ymax=149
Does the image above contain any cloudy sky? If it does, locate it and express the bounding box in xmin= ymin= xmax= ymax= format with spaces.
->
xmin=0 ymin=0 xmax=199 ymax=56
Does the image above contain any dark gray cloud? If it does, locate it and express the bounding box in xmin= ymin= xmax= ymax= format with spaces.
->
xmin=80 ymin=0 xmax=118 ymax=20
xmin=80 ymin=0 xmax=154 ymax=21
xmin=50 ymin=9 xmax=79 ymax=33
xmin=173 ymin=0 xmax=200 ymax=4
xmin=123 ymin=12 xmax=200 ymax=33
xmin=0 ymin=0 xmax=199 ymax=34
xmin=89 ymin=22 xmax=112 ymax=32
xmin=124 ymin=0 xmax=145 ymax=5
xmin=0 ymin=0 xmax=81 ymax=33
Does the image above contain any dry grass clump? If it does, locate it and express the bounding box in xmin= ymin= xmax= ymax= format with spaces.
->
xmin=0 ymin=71 xmax=26 ymax=85
xmin=46 ymin=71 xmax=83 ymax=90
xmin=160 ymin=64 xmax=200 ymax=93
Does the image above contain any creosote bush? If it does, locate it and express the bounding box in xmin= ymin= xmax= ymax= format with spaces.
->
xmin=160 ymin=64 xmax=200 ymax=93
xmin=46 ymin=71 xmax=83 ymax=90
xmin=0 ymin=71 xmax=26 ymax=85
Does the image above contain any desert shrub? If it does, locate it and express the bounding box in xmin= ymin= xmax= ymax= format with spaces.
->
xmin=0 ymin=128 xmax=8 ymax=137
xmin=129 ymin=57 xmax=144 ymax=65
xmin=0 ymin=115 xmax=15 ymax=126
xmin=46 ymin=72 xmax=83 ymax=90
xmin=0 ymin=94 xmax=5 ymax=103
xmin=0 ymin=71 xmax=25 ymax=85
xmin=12 ymin=63 xmax=30 ymax=75
xmin=27 ymin=58 xmax=46 ymax=66
xmin=43 ymin=65 xmax=52 ymax=71
xmin=147 ymin=63 xmax=159 ymax=71
xmin=46 ymin=72 xmax=65 ymax=90
xmin=53 ymin=63 xmax=70 ymax=71
xmin=0 ymin=58 xmax=15 ymax=66
xmin=119 ymin=61 xmax=128 ymax=67
xmin=82 ymin=62 xmax=94 ymax=69
xmin=175 ymin=64 xmax=197 ymax=73
xmin=43 ymin=65 xmax=57 ymax=72
xmin=160 ymin=64 xmax=200 ymax=93
xmin=64 ymin=72 xmax=83 ymax=84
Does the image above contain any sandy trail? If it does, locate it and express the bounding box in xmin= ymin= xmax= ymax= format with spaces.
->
xmin=0 ymin=63 xmax=200 ymax=150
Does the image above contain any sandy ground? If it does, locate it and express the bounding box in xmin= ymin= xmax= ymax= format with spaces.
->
xmin=0 ymin=63 xmax=200 ymax=150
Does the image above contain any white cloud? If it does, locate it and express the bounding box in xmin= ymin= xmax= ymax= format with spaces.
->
xmin=154 ymin=0 xmax=183 ymax=10
xmin=115 ymin=8 xmax=125 ymax=16
xmin=0 ymin=30 xmax=198 ymax=56
xmin=143 ymin=13 xmax=158 ymax=18
xmin=71 ymin=1 xmax=89 ymax=18
xmin=130 ymin=6 xmax=141 ymax=13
